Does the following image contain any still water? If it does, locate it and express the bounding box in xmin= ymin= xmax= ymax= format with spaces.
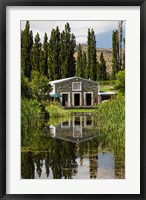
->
xmin=21 ymin=114 xmax=125 ymax=179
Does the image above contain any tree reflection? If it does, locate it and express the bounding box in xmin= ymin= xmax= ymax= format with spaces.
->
xmin=21 ymin=152 xmax=35 ymax=179
xmin=21 ymin=116 xmax=125 ymax=179
xmin=89 ymin=139 xmax=98 ymax=179
xmin=21 ymin=127 xmax=78 ymax=179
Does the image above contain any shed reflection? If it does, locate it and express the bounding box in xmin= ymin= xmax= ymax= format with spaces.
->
xmin=49 ymin=115 xmax=98 ymax=143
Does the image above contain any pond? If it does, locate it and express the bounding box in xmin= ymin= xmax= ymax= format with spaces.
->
xmin=21 ymin=114 xmax=125 ymax=179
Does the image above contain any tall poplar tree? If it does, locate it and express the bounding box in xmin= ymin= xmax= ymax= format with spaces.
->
xmin=122 ymin=37 xmax=125 ymax=70
xmin=82 ymin=51 xmax=87 ymax=78
xmin=60 ymin=30 xmax=66 ymax=79
xmin=31 ymin=33 xmax=41 ymax=72
xmin=112 ymin=30 xmax=120 ymax=79
xmin=76 ymin=44 xmax=83 ymax=77
xmin=87 ymin=28 xmax=97 ymax=81
xmin=60 ymin=23 xmax=76 ymax=78
xmin=43 ymin=33 xmax=49 ymax=76
xmin=100 ymin=52 xmax=107 ymax=80
xmin=86 ymin=29 xmax=91 ymax=79
xmin=96 ymin=61 xmax=101 ymax=81
xmin=39 ymin=50 xmax=46 ymax=75
xmin=48 ymin=27 xmax=61 ymax=80
xmin=21 ymin=21 xmax=33 ymax=78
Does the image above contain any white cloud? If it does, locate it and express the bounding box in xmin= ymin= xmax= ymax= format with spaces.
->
xmin=21 ymin=20 xmax=125 ymax=44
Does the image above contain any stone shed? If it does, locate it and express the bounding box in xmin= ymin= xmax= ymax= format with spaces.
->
xmin=49 ymin=76 xmax=100 ymax=108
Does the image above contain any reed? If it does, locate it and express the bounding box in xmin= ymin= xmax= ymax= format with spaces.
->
xmin=96 ymin=96 xmax=125 ymax=147
xmin=45 ymin=101 xmax=70 ymax=118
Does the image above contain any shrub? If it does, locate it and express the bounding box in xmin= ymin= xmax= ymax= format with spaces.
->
xmin=21 ymin=99 xmax=42 ymax=128
xmin=114 ymin=70 xmax=125 ymax=95
xmin=45 ymin=101 xmax=70 ymax=118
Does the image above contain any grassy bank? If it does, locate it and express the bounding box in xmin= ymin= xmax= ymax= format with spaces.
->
xmin=100 ymin=85 xmax=117 ymax=92
xmin=45 ymin=101 xmax=70 ymax=118
xmin=45 ymin=103 xmax=96 ymax=117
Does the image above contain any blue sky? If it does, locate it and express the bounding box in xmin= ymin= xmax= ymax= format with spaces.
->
xmin=96 ymin=30 xmax=113 ymax=48
xmin=96 ymin=28 xmax=125 ymax=48
xmin=21 ymin=21 xmax=125 ymax=48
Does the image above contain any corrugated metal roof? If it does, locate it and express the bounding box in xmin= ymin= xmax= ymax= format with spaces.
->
xmin=49 ymin=76 xmax=77 ymax=85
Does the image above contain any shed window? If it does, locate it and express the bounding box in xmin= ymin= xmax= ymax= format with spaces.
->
xmin=72 ymin=82 xmax=82 ymax=91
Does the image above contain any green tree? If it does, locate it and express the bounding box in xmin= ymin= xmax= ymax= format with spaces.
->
xmin=114 ymin=70 xmax=125 ymax=94
xmin=21 ymin=21 xmax=33 ymax=78
xmin=87 ymin=29 xmax=97 ymax=81
xmin=96 ymin=61 xmax=101 ymax=81
xmin=82 ymin=51 xmax=87 ymax=78
xmin=76 ymin=44 xmax=83 ymax=77
xmin=48 ymin=27 xmax=61 ymax=80
xmin=21 ymin=98 xmax=42 ymax=128
xmin=122 ymin=37 xmax=125 ymax=70
xmin=31 ymin=33 xmax=41 ymax=72
xmin=59 ymin=30 xmax=66 ymax=79
xmin=60 ymin=23 xmax=76 ymax=78
xmin=112 ymin=30 xmax=120 ymax=79
xmin=39 ymin=50 xmax=46 ymax=75
xmin=43 ymin=33 xmax=49 ymax=76
xmin=86 ymin=29 xmax=91 ymax=79
xmin=100 ymin=52 xmax=107 ymax=80
xmin=21 ymin=71 xmax=31 ymax=98
xmin=29 ymin=70 xmax=52 ymax=101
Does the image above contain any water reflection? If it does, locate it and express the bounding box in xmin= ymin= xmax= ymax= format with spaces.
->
xmin=49 ymin=115 xmax=98 ymax=143
xmin=21 ymin=114 xmax=125 ymax=179
xmin=97 ymin=152 xmax=115 ymax=179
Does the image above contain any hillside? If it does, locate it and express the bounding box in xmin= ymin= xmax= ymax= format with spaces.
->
xmin=74 ymin=46 xmax=113 ymax=74
xmin=97 ymin=48 xmax=113 ymax=74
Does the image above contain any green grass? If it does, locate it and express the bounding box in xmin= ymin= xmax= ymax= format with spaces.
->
xmin=100 ymin=84 xmax=116 ymax=92
xmin=99 ymin=80 xmax=116 ymax=85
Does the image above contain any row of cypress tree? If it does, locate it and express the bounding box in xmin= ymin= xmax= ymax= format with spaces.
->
xmin=21 ymin=21 xmax=76 ymax=81
xmin=75 ymin=42 xmax=107 ymax=81
xmin=112 ymin=30 xmax=125 ymax=79
xmin=21 ymin=21 xmax=124 ymax=83
xmin=21 ymin=21 xmax=110 ymax=82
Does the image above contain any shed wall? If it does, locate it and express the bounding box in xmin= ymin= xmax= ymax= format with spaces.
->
xmin=54 ymin=77 xmax=99 ymax=107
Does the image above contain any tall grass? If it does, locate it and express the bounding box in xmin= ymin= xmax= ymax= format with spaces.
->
xmin=96 ymin=96 xmax=125 ymax=173
xmin=45 ymin=101 xmax=70 ymax=118
xmin=96 ymin=96 xmax=125 ymax=146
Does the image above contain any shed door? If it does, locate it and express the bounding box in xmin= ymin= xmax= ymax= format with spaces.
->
xmin=62 ymin=94 xmax=69 ymax=106
xmin=74 ymin=94 xmax=80 ymax=106
xmin=86 ymin=93 xmax=92 ymax=106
